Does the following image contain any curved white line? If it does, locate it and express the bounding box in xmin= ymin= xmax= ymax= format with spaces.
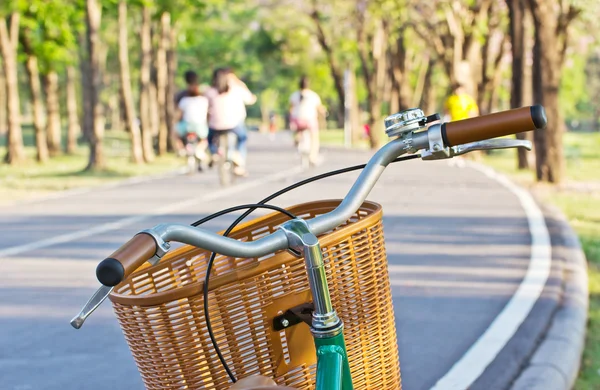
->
xmin=431 ymin=162 xmax=552 ymax=390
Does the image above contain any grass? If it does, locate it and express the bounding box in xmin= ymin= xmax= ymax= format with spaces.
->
xmin=319 ymin=128 xmax=370 ymax=149
xmin=481 ymin=132 xmax=600 ymax=389
xmin=0 ymin=128 xmax=182 ymax=205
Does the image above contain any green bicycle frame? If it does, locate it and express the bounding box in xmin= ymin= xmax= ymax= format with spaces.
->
xmin=315 ymin=332 xmax=353 ymax=390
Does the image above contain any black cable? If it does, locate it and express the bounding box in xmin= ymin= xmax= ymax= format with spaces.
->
xmin=200 ymin=204 xmax=297 ymax=383
xmin=192 ymin=153 xmax=420 ymax=383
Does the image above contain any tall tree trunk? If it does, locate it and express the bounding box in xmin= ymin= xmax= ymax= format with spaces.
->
xmin=420 ymin=58 xmax=436 ymax=115
xmin=0 ymin=14 xmax=25 ymax=164
xmin=0 ymin=58 xmax=6 ymax=137
xmin=79 ymin=33 xmax=93 ymax=145
xmin=66 ymin=66 xmax=80 ymax=154
xmin=412 ymin=53 xmax=430 ymax=108
xmin=85 ymin=0 xmax=105 ymax=170
xmin=43 ymin=71 xmax=62 ymax=156
xmin=24 ymin=54 xmax=49 ymax=162
xmin=309 ymin=6 xmax=345 ymax=126
xmin=529 ymin=0 xmax=578 ymax=183
xmin=20 ymin=28 xmax=49 ymax=163
xmin=139 ymin=5 xmax=155 ymax=163
xmin=508 ymin=0 xmax=530 ymax=169
xmin=118 ymin=0 xmax=143 ymax=164
xmin=156 ymin=12 xmax=170 ymax=155
xmin=165 ymin=26 xmax=177 ymax=151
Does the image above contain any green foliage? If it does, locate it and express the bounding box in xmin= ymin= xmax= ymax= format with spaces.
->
xmin=561 ymin=51 xmax=590 ymax=120
xmin=18 ymin=0 xmax=82 ymax=72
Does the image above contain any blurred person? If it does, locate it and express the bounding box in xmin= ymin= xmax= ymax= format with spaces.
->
xmin=205 ymin=67 xmax=256 ymax=176
xmin=176 ymin=82 xmax=209 ymax=170
xmin=289 ymin=75 xmax=325 ymax=166
xmin=444 ymin=82 xmax=479 ymax=122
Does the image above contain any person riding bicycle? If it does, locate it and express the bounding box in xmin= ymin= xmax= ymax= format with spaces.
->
xmin=206 ymin=67 xmax=256 ymax=176
xmin=176 ymin=80 xmax=209 ymax=168
xmin=289 ymin=76 xmax=325 ymax=166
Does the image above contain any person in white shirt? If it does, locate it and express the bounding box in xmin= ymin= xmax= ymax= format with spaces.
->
xmin=206 ymin=67 xmax=256 ymax=176
xmin=289 ymin=76 xmax=326 ymax=166
xmin=176 ymin=83 xmax=209 ymax=165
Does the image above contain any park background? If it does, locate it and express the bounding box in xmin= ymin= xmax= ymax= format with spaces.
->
xmin=0 ymin=0 xmax=598 ymax=388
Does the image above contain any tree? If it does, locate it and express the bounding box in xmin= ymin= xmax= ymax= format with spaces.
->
xmin=43 ymin=71 xmax=62 ymax=156
xmin=412 ymin=0 xmax=493 ymax=101
xmin=0 ymin=13 xmax=25 ymax=164
xmin=65 ymin=65 xmax=80 ymax=154
xmin=20 ymin=27 xmax=49 ymax=162
xmin=507 ymin=0 xmax=532 ymax=169
xmin=155 ymin=11 xmax=170 ymax=155
xmin=84 ymin=0 xmax=105 ymax=170
xmin=528 ymin=0 xmax=580 ymax=183
xmin=118 ymin=0 xmax=144 ymax=164
xmin=308 ymin=1 xmax=346 ymax=126
xmin=139 ymin=4 xmax=155 ymax=162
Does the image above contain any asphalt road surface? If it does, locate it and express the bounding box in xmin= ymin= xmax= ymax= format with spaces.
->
xmin=0 ymin=132 xmax=541 ymax=390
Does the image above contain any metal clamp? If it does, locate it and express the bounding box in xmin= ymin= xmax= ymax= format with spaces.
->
xmin=420 ymin=123 xmax=451 ymax=160
xmin=140 ymin=229 xmax=171 ymax=258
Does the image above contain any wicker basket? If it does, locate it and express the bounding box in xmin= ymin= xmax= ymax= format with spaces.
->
xmin=109 ymin=200 xmax=401 ymax=389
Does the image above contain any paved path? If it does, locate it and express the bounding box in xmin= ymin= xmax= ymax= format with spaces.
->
xmin=0 ymin=132 xmax=549 ymax=389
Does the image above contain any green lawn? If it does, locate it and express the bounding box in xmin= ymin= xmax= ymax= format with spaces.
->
xmin=0 ymin=129 xmax=182 ymax=205
xmin=482 ymin=132 xmax=600 ymax=389
xmin=319 ymin=129 xmax=370 ymax=149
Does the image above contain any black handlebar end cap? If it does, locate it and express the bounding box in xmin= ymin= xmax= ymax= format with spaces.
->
xmin=96 ymin=258 xmax=125 ymax=286
xmin=531 ymin=105 xmax=547 ymax=129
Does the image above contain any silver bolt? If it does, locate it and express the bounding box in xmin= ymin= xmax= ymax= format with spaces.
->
xmin=280 ymin=318 xmax=290 ymax=328
xmin=433 ymin=144 xmax=441 ymax=151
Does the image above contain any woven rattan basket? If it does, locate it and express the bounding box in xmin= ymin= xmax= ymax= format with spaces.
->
xmin=109 ymin=200 xmax=401 ymax=389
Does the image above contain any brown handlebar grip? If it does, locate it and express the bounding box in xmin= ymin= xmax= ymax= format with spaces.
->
xmin=442 ymin=105 xmax=547 ymax=147
xmin=96 ymin=233 xmax=157 ymax=286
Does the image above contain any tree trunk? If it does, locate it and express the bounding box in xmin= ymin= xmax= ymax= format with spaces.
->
xmin=165 ymin=26 xmax=177 ymax=151
xmin=66 ymin=66 xmax=80 ymax=154
xmin=118 ymin=0 xmax=143 ymax=164
xmin=43 ymin=71 xmax=62 ymax=156
xmin=79 ymin=33 xmax=93 ymax=152
xmin=20 ymin=28 xmax=49 ymax=163
xmin=0 ymin=58 xmax=6 ymax=137
xmin=0 ymin=14 xmax=25 ymax=164
xmin=509 ymin=0 xmax=530 ymax=169
xmin=139 ymin=5 xmax=155 ymax=163
xmin=309 ymin=7 xmax=345 ymax=127
xmin=24 ymin=54 xmax=49 ymax=162
xmin=529 ymin=0 xmax=577 ymax=183
xmin=85 ymin=0 xmax=105 ymax=170
xmin=156 ymin=12 xmax=170 ymax=155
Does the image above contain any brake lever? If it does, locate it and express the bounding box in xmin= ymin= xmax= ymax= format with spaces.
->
xmin=421 ymin=134 xmax=532 ymax=161
xmin=452 ymin=139 xmax=532 ymax=156
xmin=70 ymin=285 xmax=113 ymax=329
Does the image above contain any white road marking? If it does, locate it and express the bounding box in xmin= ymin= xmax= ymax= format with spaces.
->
xmin=0 ymin=166 xmax=302 ymax=259
xmin=431 ymin=162 xmax=551 ymax=390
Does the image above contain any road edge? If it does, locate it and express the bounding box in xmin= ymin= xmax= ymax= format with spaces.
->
xmin=510 ymin=199 xmax=588 ymax=390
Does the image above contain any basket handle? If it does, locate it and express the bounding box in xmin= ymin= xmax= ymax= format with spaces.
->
xmin=96 ymin=233 xmax=158 ymax=286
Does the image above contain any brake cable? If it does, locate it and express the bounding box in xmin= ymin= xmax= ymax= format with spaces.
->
xmin=190 ymin=153 xmax=420 ymax=383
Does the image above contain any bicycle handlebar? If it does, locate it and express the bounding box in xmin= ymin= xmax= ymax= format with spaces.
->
xmin=95 ymin=105 xmax=547 ymax=287
xmin=96 ymin=233 xmax=157 ymax=286
xmin=442 ymin=105 xmax=546 ymax=146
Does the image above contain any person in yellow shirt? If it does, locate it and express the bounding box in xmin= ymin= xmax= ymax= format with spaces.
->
xmin=444 ymin=83 xmax=479 ymax=121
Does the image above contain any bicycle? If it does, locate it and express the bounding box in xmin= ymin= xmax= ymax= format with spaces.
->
xmin=72 ymin=105 xmax=547 ymax=390
xmin=211 ymin=130 xmax=240 ymax=186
